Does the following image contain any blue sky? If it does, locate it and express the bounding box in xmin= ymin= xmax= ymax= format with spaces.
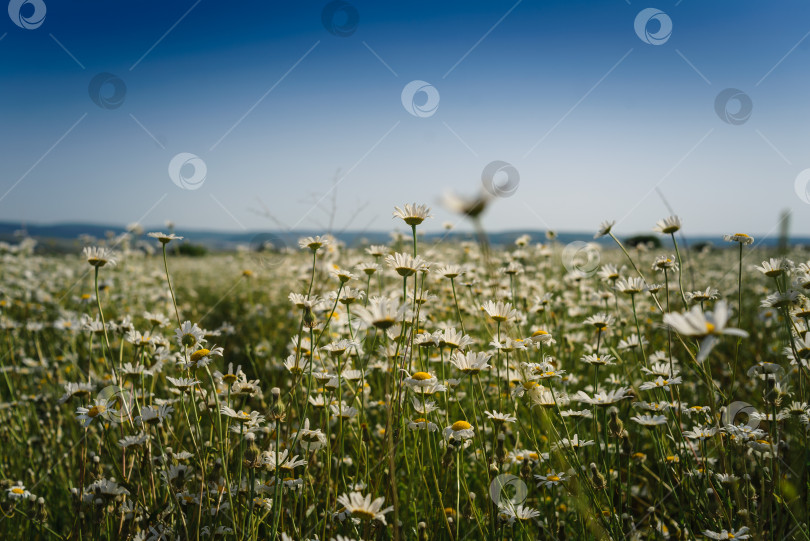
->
xmin=2 ymin=0 xmax=810 ymax=237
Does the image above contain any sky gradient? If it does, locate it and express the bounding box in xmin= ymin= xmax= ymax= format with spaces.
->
xmin=2 ymin=0 xmax=810 ymax=238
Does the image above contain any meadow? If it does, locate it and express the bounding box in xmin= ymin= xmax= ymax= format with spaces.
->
xmin=0 ymin=207 xmax=808 ymax=540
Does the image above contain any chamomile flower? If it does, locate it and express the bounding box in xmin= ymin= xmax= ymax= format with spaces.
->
xmin=175 ymin=321 xmax=206 ymax=348
xmin=449 ymin=351 xmax=492 ymax=374
xmin=7 ymin=484 xmax=33 ymax=500
xmin=639 ymin=376 xmax=682 ymax=391
xmin=298 ymin=235 xmax=330 ymax=251
xmin=702 ymin=527 xmax=750 ymax=539
xmin=147 ymin=232 xmax=184 ymax=244
xmin=497 ymin=504 xmax=540 ymax=524
xmin=583 ymin=313 xmax=614 ymax=332
xmin=594 ymin=220 xmax=616 ymax=239
xmin=481 ymin=300 xmax=518 ymax=322
xmin=83 ymin=246 xmax=117 ymax=268
xmin=663 ymin=301 xmax=747 ymax=362
xmin=336 ymin=492 xmax=393 ymax=524
xmin=76 ymin=398 xmax=115 ymax=427
xmin=484 ymin=410 xmax=517 ymax=424
xmin=535 ymin=471 xmax=568 ymax=488
xmin=653 ymin=215 xmax=681 ymax=234
xmin=392 ymin=203 xmax=432 ymax=226
xmin=443 ymin=420 xmax=475 ymax=442
xmin=724 ymin=233 xmax=754 ymax=245
xmin=631 ymin=414 xmax=668 ymax=427
xmin=573 ymin=388 xmax=632 ymax=406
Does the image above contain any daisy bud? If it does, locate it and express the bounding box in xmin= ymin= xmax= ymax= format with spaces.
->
xmin=608 ymin=407 xmax=624 ymax=438
xmin=590 ymin=463 xmax=606 ymax=490
xmin=520 ymin=458 xmax=532 ymax=481
xmin=303 ymin=307 xmax=317 ymax=329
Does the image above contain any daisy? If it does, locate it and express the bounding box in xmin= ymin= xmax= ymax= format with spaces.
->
xmin=639 ymin=376 xmax=683 ymax=391
xmin=76 ymin=398 xmax=116 ymax=427
xmin=631 ymin=414 xmax=668 ymax=427
xmin=384 ymin=252 xmax=424 ymax=277
xmin=594 ymin=220 xmax=616 ymax=239
xmin=296 ymin=418 xmax=328 ymax=451
xmin=407 ymin=417 xmax=439 ymax=432
xmin=615 ymin=277 xmax=645 ymax=295
xmin=440 ymin=190 xmax=490 ymax=218
xmin=653 ymin=215 xmax=682 ymax=234
xmin=354 ymin=298 xmax=407 ymax=330
xmin=83 ymin=246 xmax=117 ymax=268
xmin=702 ymin=527 xmax=750 ymax=539
xmin=166 ymin=377 xmax=200 ymax=392
xmin=583 ymin=313 xmax=614 ymax=332
xmin=497 ymin=504 xmax=540 ymax=524
xmin=652 ymin=255 xmax=678 ymax=271
xmin=57 ymin=381 xmax=95 ymax=404
xmin=119 ymin=433 xmax=150 ymax=448
xmin=220 ymin=406 xmax=264 ymax=425
xmin=392 ymin=203 xmax=432 ymax=226
xmin=443 ymin=420 xmax=475 ymax=442
xmin=185 ymin=345 xmax=224 ymax=369
xmin=403 ymin=371 xmax=438 ymax=389
xmin=7 ymin=484 xmax=32 ymax=500
xmin=336 ymin=492 xmax=393 ymax=524
xmin=263 ymin=448 xmax=307 ymax=471
xmin=581 ymin=353 xmax=615 ymax=366
xmin=147 ymin=232 xmax=184 ymax=244
xmin=573 ymin=388 xmax=632 ymax=406
xmin=756 ymin=258 xmax=790 ymax=277
xmin=535 ymin=471 xmax=568 ymax=488
xmin=175 ymin=321 xmax=206 ymax=348
xmin=298 ymin=235 xmax=330 ymax=251
xmin=683 ymin=426 xmax=718 ymax=440
xmin=484 ymin=410 xmax=517 ymax=424
xmin=552 ymin=434 xmax=595 ymax=452
xmin=526 ymin=385 xmax=570 ymax=408
xmin=449 ymin=351 xmax=492 ymax=375
xmin=686 ymin=287 xmax=719 ymax=304
xmin=137 ymin=404 xmax=174 ymax=426
xmin=662 ymin=301 xmax=748 ymax=362
xmin=439 ymin=328 xmax=474 ymax=350
xmin=481 ymin=300 xmax=518 ymax=322
xmin=438 ymin=264 xmax=465 ymax=279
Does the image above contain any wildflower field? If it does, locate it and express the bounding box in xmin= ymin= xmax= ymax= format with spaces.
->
xmin=1 ymin=210 xmax=809 ymax=541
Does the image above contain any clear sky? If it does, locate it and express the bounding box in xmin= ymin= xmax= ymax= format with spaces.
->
xmin=2 ymin=0 xmax=810 ymax=237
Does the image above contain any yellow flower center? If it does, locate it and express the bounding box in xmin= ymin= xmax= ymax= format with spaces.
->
xmin=705 ymin=323 xmax=715 ymax=334
xmin=547 ymin=475 xmax=560 ymax=482
xmin=451 ymin=420 xmax=472 ymax=431
xmin=532 ymin=329 xmax=549 ymax=336
xmin=413 ymin=418 xmax=426 ymax=424
xmin=88 ymin=405 xmax=105 ymax=417
xmin=411 ymin=372 xmax=432 ymax=381
xmin=352 ymin=509 xmax=376 ymax=521
xmin=190 ymin=349 xmax=210 ymax=363
xmin=11 ymin=487 xmax=24 ymax=495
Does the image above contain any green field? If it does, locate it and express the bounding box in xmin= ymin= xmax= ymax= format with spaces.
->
xmin=0 ymin=213 xmax=807 ymax=540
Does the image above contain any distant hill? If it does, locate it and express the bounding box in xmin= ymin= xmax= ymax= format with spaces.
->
xmin=0 ymin=221 xmax=807 ymax=254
